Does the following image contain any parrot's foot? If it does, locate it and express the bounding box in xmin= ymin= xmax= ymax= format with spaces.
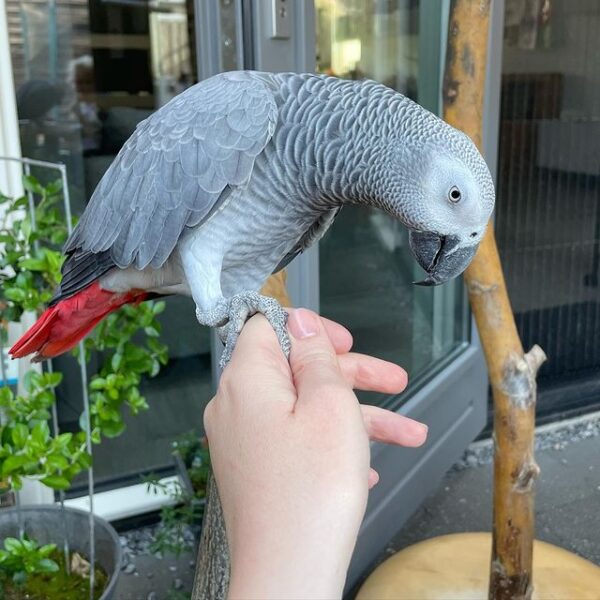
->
xmin=196 ymin=292 xmax=290 ymax=369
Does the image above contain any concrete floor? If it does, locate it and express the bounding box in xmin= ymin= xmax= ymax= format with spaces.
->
xmin=380 ymin=434 xmax=600 ymax=566
xmin=349 ymin=413 xmax=600 ymax=598
xmin=114 ymin=413 xmax=600 ymax=599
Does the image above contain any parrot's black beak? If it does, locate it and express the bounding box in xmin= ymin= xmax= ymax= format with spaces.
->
xmin=409 ymin=231 xmax=478 ymax=286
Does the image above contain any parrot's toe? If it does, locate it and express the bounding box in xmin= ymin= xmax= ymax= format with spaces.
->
xmin=216 ymin=292 xmax=290 ymax=369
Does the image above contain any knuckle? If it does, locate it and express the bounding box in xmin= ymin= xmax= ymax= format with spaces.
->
xmin=294 ymin=346 xmax=338 ymax=375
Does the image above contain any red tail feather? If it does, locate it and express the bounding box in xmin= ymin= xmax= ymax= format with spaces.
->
xmin=9 ymin=282 xmax=148 ymax=362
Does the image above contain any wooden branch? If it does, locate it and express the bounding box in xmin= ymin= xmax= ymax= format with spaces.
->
xmin=443 ymin=2 xmax=546 ymax=599
xmin=192 ymin=476 xmax=229 ymax=599
xmin=191 ymin=270 xmax=291 ymax=600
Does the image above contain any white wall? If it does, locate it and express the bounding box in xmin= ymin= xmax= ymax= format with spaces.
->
xmin=0 ymin=0 xmax=23 ymax=198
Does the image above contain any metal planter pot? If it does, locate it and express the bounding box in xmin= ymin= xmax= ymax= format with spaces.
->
xmin=0 ymin=505 xmax=121 ymax=600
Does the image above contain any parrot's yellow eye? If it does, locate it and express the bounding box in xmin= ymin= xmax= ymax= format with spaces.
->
xmin=448 ymin=186 xmax=462 ymax=203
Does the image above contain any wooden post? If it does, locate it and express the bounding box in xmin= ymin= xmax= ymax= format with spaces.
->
xmin=443 ymin=2 xmax=546 ymax=599
xmin=192 ymin=270 xmax=291 ymax=600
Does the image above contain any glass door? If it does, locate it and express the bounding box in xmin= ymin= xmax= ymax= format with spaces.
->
xmin=315 ymin=0 xmax=470 ymax=407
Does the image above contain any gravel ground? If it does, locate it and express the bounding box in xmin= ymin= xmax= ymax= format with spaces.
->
xmin=115 ymin=525 xmax=197 ymax=600
xmin=454 ymin=410 xmax=600 ymax=470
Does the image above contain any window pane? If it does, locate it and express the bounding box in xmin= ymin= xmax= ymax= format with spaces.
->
xmin=498 ymin=0 xmax=600 ymax=420
xmin=316 ymin=0 xmax=469 ymax=408
xmin=8 ymin=0 xmax=210 ymax=489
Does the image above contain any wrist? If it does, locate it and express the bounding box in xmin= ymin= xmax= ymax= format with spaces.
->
xmin=228 ymin=532 xmax=354 ymax=599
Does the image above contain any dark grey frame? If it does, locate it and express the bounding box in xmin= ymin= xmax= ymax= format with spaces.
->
xmin=194 ymin=0 xmax=505 ymax=590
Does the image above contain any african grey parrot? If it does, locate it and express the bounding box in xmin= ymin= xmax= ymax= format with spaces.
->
xmin=10 ymin=71 xmax=495 ymax=366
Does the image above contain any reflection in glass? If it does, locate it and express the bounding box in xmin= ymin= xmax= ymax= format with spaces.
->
xmin=8 ymin=0 xmax=211 ymax=489
xmin=316 ymin=0 xmax=419 ymax=98
xmin=316 ymin=0 xmax=469 ymax=407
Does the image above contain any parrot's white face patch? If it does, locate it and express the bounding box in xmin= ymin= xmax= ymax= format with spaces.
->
xmin=420 ymin=151 xmax=493 ymax=245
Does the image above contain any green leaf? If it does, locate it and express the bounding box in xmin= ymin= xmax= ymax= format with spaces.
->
xmin=144 ymin=326 xmax=160 ymax=337
xmin=22 ymin=175 xmax=43 ymax=195
xmin=31 ymin=422 xmax=50 ymax=446
xmin=4 ymin=288 xmax=26 ymax=302
xmin=11 ymin=424 xmax=28 ymax=447
xmin=44 ymin=371 xmax=63 ymax=387
xmin=3 ymin=538 xmax=21 ymax=553
xmin=38 ymin=544 xmax=56 ymax=557
xmin=150 ymin=359 xmax=160 ymax=377
xmin=45 ymin=179 xmax=62 ymax=196
xmin=91 ymin=429 xmax=101 ymax=444
xmin=23 ymin=370 xmax=42 ymax=393
xmin=18 ymin=258 xmax=46 ymax=271
xmin=151 ymin=301 xmax=166 ymax=315
xmin=44 ymin=250 xmax=63 ymax=274
xmin=1 ymin=455 xmax=29 ymax=475
xmin=101 ymin=420 xmax=126 ymax=438
xmin=0 ymin=386 xmax=13 ymax=404
xmin=11 ymin=196 xmax=28 ymax=210
xmin=55 ymin=432 xmax=73 ymax=448
xmin=78 ymin=451 xmax=92 ymax=469
xmin=46 ymin=455 xmax=69 ymax=470
xmin=40 ymin=475 xmax=70 ymax=490
xmin=21 ymin=219 xmax=31 ymax=241
xmin=111 ymin=352 xmax=123 ymax=371
xmin=37 ymin=558 xmax=59 ymax=573
xmin=89 ymin=377 xmax=106 ymax=391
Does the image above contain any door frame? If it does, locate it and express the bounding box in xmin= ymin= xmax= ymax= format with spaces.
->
xmin=194 ymin=0 xmax=505 ymax=589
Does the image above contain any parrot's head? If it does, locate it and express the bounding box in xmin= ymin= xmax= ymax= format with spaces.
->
xmin=382 ymin=125 xmax=495 ymax=286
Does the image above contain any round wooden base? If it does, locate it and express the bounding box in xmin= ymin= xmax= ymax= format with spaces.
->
xmin=357 ymin=533 xmax=600 ymax=600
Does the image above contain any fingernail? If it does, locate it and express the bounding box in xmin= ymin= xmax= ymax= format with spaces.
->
xmin=288 ymin=309 xmax=320 ymax=339
xmin=413 ymin=422 xmax=428 ymax=442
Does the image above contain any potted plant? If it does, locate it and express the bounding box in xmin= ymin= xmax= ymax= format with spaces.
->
xmin=0 ymin=175 xmax=169 ymax=598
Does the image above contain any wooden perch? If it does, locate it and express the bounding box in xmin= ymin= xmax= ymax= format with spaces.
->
xmin=443 ymin=1 xmax=546 ymax=599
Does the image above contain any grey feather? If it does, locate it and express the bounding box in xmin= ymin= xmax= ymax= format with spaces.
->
xmin=65 ymin=71 xmax=278 ymax=270
xmin=272 ymin=207 xmax=341 ymax=274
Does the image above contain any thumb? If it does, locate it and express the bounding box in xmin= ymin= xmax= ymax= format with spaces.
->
xmin=287 ymin=308 xmax=350 ymax=404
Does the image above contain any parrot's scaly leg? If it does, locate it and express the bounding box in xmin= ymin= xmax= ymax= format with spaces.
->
xmin=196 ymin=292 xmax=290 ymax=368
xmin=220 ymin=293 xmax=290 ymax=367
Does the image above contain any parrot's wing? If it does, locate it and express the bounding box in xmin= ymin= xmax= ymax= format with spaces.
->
xmin=65 ymin=71 xmax=279 ymax=271
xmin=272 ymin=207 xmax=341 ymax=274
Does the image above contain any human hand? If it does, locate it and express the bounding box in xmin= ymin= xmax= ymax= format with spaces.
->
xmin=204 ymin=309 xmax=428 ymax=599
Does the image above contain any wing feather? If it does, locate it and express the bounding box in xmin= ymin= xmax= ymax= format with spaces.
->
xmin=272 ymin=208 xmax=341 ymax=274
xmin=64 ymin=71 xmax=279 ymax=272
